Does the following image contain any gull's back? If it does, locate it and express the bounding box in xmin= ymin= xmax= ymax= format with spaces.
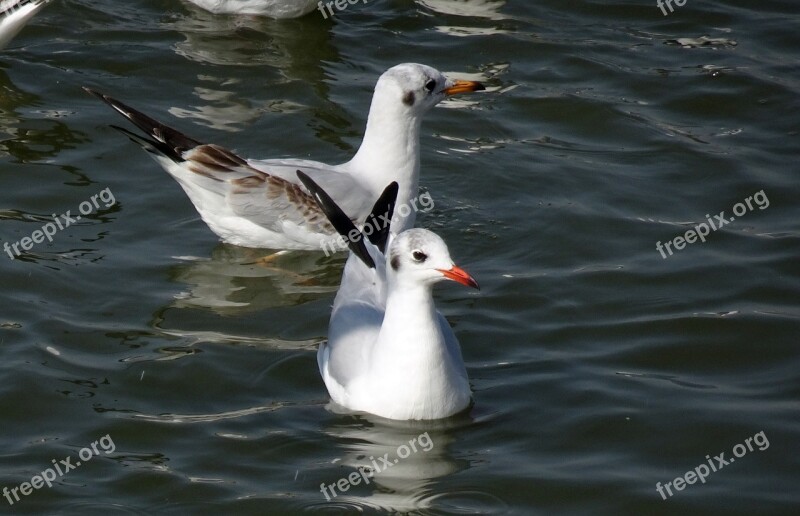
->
xmin=318 ymin=241 xmax=389 ymax=405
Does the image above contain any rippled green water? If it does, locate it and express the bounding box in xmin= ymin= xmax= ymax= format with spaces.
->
xmin=1 ymin=0 xmax=798 ymax=514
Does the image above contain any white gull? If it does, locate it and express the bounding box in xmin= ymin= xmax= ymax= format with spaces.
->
xmin=84 ymin=63 xmax=483 ymax=249
xmin=298 ymin=170 xmax=479 ymax=420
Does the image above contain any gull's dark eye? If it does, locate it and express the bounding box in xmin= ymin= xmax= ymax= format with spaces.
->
xmin=424 ymin=79 xmax=437 ymax=93
xmin=412 ymin=250 xmax=428 ymax=262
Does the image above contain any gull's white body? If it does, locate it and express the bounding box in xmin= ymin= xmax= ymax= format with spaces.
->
xmin=319 ymin=230 xmax=472 ymax=420
xmin=155 ymin=153 xmax=377 ymax=249
xmin=184 ymin=0 xmax=319 ymax=18
xmin=90 ymin=64 xmax=482 ymax=250
xmin=0 ymin=0 xmax=49 ymax=50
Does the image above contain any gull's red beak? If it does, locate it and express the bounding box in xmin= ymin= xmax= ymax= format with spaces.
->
xmin=443 ymin=79 xmax=485 ymax=96
xmin=437 ymin=265 xmax=480 ymax=290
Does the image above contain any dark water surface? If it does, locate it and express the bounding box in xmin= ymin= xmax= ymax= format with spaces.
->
xmin=1 ymin=0 xmax=798 ymax=514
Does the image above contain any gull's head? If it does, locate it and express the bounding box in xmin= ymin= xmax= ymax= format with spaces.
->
xmin=372 ymin=63 xmax=485 ymax=118
xmin=387 ymin=228 xmax=479 ymax=290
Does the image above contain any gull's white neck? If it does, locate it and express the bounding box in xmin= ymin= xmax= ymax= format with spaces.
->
xmin=347 ymin=99 xmax=422 ymax=233
xmin=365 ymin=281 xmax=470 ymax=419
xmin=378 ymin=283 xmax=442 ymax=352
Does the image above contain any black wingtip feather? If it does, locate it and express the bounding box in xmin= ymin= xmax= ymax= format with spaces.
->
xmin=364 ymin=182 xmax=398 ymax=254
xmin=109 ymin=124 xmax=180 ymax=160
xmin=296 ymin=170 xmax=376 ymax=269
xmin=83 ymin=86 xmax=203 ymax=160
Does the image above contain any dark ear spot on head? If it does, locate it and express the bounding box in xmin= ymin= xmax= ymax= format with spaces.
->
xmin=390 ymin=254 xmax=401 ymax=271
xmin=402 ymin=91 xmax=415 ymax=106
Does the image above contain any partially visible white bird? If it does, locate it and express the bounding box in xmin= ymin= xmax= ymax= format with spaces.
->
xmin=183 ymin=0 xmax=319 ymax=18
xmin=84 ymin=63 xmax=483 ymax=249
xmin=0 ymin=0 xmax=50 ymax=50
xmin=297 ymin=170 xmax=479 ymax=421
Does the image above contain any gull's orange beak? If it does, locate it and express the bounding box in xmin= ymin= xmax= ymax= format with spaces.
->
xmin=437 ymin=265 xmax=480 ymax=290
xmin=443 ymin=79 xmax=485 ymax=96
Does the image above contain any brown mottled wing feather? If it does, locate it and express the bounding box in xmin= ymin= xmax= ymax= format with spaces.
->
xmin=184 ymin=144 xmax=251 ymax=181
xmin=184 ymin=145 xmax=336 ymax=235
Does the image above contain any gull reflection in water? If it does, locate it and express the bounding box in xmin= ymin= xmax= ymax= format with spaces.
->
xmin=167 ymin=76 xmax=272 ymax=133
xmin=417 ymin=0 xmax=508 ymax=21
xmin=166 ymin=244 xmax=345 ymax=314
xmin=0 ymin=68 xmax=87 ymax=163
xmin=162 ymin=5 xmax=352 ymax=144
xmin=320 ymin=410 xmax=472 ymax=512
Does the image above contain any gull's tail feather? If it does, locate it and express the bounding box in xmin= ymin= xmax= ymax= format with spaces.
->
xmin=110 ymin=125 xmax=181 ymax=160
xmin=83 ymin=87 xmax=203 ymax=162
